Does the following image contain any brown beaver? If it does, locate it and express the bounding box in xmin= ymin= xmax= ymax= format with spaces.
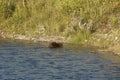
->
xmin=48 ymin=42 xmax=63 ymax=48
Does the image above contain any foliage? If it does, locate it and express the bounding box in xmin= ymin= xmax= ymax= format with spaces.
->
xmin=0 ymin=0 xmax=16 ymax=19
xmin=0 ymin=0 xmax=120 ymax=42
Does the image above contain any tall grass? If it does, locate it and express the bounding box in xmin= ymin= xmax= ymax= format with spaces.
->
xmin=0 ymin=0 xmax=120 ymax=42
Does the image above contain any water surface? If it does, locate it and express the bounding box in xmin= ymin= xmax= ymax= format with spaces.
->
xmin=0 ymin=39 xmax=120 ymax=80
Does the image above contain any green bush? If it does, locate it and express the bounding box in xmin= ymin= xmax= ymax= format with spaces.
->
xmin=0 ymin=0 xmax=16 ymax=19
xmin=0 ymin=0 xmax=120 ymax=43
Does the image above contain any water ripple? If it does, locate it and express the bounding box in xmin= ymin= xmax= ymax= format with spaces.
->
xmin=0 ymin=41 xmax=120 ymax=80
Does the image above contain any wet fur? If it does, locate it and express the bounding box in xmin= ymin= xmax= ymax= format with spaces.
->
xmin=48 ymin=42 xmax=63 ymax=48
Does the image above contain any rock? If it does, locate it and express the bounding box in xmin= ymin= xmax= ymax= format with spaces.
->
xmin=48 ymin=42 xmax=63 ymax=48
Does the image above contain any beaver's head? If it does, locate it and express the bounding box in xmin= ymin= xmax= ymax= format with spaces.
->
xmin=48 ymin=42 xmax=63 ymax=48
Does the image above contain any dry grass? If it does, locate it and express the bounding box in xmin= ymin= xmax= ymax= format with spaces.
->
xmin=0 ymin=0 xmax=120 ymax=46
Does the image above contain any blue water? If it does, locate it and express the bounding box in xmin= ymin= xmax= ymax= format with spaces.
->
xmin=0 ymin=40 xmax=120 ymax=80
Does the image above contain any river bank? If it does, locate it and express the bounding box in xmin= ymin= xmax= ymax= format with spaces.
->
xmin=88 ymin=28 xmax=120 ymax=56
xmin=0 ymin=0 xmax=120 ymax=56
xmin=0 ymin=29 xmax=120 ymax=56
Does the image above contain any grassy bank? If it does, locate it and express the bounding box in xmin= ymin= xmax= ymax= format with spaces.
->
xmin=0 ymin=0 xmax=120 ymax=54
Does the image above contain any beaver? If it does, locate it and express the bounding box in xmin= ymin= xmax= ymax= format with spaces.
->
xmin=48 ymin=42 xmax=63 ymax=48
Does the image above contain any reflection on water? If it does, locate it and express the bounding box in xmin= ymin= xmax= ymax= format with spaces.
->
xmin=0 ymin=39 xmax=120 ymax=80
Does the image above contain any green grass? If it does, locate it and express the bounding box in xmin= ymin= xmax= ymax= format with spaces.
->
xmin=0 ymin=0 xmax=120 ymax=43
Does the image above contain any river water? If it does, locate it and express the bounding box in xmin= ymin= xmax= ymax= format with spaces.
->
xmin=0 ymin=39 xmax=120 ymax=80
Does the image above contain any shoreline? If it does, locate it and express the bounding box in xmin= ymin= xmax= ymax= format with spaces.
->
xmin=0 ymin=33 xmax=66 ymax=43
xmin=0 ymin=33 xmax=120 ymax=56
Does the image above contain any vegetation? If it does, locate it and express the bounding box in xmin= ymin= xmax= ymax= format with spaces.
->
xmin=0 ymin=0 xmax=120 ymax=53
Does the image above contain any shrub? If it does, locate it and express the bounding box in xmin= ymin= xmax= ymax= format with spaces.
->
xmin=0 ymin=0 xmax=16 ymax=19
